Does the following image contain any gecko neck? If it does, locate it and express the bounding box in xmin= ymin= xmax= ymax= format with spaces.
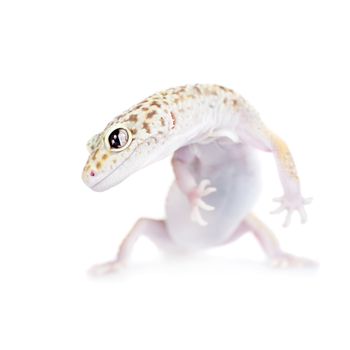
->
xmin=160 ymin=86 xmax=243 ymax=155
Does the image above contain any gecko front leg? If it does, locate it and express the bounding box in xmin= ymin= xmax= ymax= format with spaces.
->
xmin=89 ymin=218 xmax=181 ymax=275
xmin=171 ymin=146 xmax=216 ymax=226
xmin=237 ymin=109 xmax=312 ymax=227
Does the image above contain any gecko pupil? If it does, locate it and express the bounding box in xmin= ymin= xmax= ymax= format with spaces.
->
xmin=108 ymin=128 xmax=129 ymax=149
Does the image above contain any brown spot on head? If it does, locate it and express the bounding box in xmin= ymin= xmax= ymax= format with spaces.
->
xmin=160 ymin=117 xmax=165 ymax=126
xmin=143 ymin=122 xmax=151 ymax=133
xmin=142 ymin=107 xmax=149 ymax=112
xmin=102 ymin=154 xmax=108 ymax=161
xmin=170 ymin=112 xmax=176 ymax=128
xmin=92 ymin=150 xmax=98 ymax=161
xmin=232 ymin=99 xmax=238 ymax=108
xmin=129 ymin=114 xmax=138 ymax=122
xmin=131 ymin=128 xmax=137 ymax=135
xmin=194 ymin=86 xmax=201 ymax=94
xmin=96 ymin=162 xmax=101 ymax=170
xmin=217 ymin=85 xmax=233 ymax=94
xmin=146 ymin=110 xmax=157 ymax=119
xmin=150 ymin=101 xmax=161 ymax=108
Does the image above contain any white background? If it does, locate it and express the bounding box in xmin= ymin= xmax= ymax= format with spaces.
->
xmin=1 ymin=1 xmax=349 ymax=349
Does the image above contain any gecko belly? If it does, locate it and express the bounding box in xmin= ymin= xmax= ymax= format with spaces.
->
xmin=165 ymin=142 xmax=262 ymax=251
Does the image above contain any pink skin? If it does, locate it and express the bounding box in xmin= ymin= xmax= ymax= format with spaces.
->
xmin=89 ymin=137 xmax=315 ymax=276
xmin=84 ymin=85 xmax=315 ymax=275
xmin=171 ymin=149 xmax=216 ymax=227
xmin=236 ymin=117 xmax=312 ymax=228
xmin=89 ymin=213 xmax=315 ymax=276
xmin=89 ymin=219 xmax=184 ymax=275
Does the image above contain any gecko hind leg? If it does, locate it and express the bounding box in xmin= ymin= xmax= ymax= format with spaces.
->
xmin=89 ymin=218 xmax=179 ymax=276
xmin=229 ymin=213 xmax=317 ymax=268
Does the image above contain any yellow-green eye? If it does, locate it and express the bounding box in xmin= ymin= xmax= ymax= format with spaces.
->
xmin=105 ymin=126 xmax=132 ymax=151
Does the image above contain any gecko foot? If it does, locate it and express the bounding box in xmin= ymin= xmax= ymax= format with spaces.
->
xmin=189 ymin=179 xmax=216 ymax=226
xmin=88 ymin=260 xmax=125 ymax=276
xmin=268 ymin=252 xmax=318 ymax=269
xmin=270 ymin=195 xmax=312 ymax=227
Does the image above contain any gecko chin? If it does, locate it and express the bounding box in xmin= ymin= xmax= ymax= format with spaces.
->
xmin=88 ymin=152 xmax=139 ymax=192
xmin=86 ymin=140 xmax=161 ymax=192
xmin=90 ymin=168 xmax=131 ymax=192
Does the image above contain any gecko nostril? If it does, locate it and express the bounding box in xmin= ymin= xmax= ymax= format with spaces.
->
xmin=90 ymin=170 xmax=96 ymax=177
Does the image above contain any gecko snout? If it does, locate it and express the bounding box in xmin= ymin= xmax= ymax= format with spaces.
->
xmin=81 ymin=165 xmax=102 ymax=190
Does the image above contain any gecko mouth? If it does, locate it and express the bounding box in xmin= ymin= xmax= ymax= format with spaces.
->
xmin=87 ymin=137 xmax=160 ymax=191
xmin=89 ymin=147 xmax=139 ymax=191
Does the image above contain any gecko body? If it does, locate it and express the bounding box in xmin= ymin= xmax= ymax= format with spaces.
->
xmin=82 ymin=84 xmax=314 ymax=273
xmin=166 ymin=141 xmax=260 ymax=250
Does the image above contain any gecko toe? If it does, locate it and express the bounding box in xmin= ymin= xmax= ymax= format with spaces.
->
xmin=88 ymin=260 xmax=124 ymax=276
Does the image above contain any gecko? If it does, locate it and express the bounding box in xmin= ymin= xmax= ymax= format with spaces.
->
xmin=82 ymin=84 xmax=315 ymax=274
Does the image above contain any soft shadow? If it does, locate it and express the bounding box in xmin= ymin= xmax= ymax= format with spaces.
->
xmin=87 ymin=252 xmax=319 ymax=281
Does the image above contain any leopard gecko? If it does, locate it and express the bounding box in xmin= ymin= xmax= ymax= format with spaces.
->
xmin=82 ymin=84 xmax=314 ymax=274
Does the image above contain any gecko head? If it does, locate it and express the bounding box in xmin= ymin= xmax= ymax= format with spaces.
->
xmin=82 ymin=107 xmax=174 ymax=191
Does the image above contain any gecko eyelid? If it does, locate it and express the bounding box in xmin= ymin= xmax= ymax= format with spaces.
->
xmin=104 ymin=125 xmax=132 ymax=152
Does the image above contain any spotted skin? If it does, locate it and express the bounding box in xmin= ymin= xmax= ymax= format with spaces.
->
xmin=83 ymin=84 xmax=314 ymax=273
xmin=82 ymin=84 xmax=242 ymax=182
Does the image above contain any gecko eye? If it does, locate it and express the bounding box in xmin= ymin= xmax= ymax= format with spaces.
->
xmin=106 ymin=127 xmax=132 ymax=151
